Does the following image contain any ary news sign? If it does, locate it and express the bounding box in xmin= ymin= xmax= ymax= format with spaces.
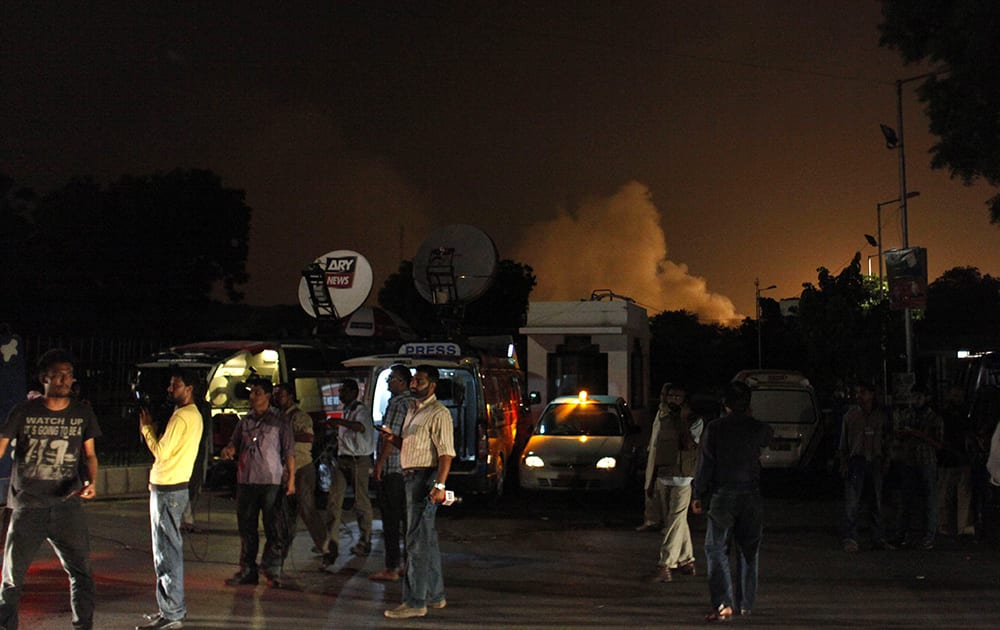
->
xmin=323 ymin=255 xmax=357 ymax=288
xmin=885 ymin=247 xmax=928 ymax=310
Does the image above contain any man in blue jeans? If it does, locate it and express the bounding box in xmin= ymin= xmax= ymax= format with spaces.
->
xmin=380 ymin=365 xmax=455 ymax=620
xmin=136 ymin=367 xmax=204 ymax=629
xmin=691 ymin=381 xmax=773 ymax=622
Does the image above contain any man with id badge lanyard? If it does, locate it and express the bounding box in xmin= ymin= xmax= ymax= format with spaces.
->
xmin=838 ymin=380 xmax=892 ymax=552
xmin=220 ymin=378 xmax=295 ymax=587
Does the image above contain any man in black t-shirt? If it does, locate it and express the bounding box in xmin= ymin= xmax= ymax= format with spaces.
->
xmin=0 ymin=349 xmax=102 ymax=630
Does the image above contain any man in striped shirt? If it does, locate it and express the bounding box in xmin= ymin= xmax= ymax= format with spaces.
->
xmin=370 ymin=364 xmax=413 ymax=582
xmin=382 ymin=365 xmax=455 ymax=620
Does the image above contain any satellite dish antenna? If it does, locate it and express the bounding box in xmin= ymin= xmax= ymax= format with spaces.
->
xmin=298 ymin=249 xmax=373 ymax=319
xmin=412 ymin=225 xmax=498 ymax=337
xmin=413 ymin=224 xmax=498 ymax=305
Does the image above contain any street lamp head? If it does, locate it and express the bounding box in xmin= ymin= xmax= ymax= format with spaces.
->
xmin=879 ymin=123 xmax=899 ymax=149
xmin=864 ymin=234 xmax=878 ymax=247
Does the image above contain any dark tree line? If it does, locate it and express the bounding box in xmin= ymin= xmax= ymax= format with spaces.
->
xmin=1 ymin=169 xmax=252 ymax=337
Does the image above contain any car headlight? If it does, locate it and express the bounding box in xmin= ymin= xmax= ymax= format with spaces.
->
xmin=595 ymin=457 xmax=617 ymax=469
xmin=523 ymin=455 xmax=545 ymax=468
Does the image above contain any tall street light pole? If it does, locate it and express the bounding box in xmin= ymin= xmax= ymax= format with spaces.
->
xmin=755 ymin=278 xmax=776 ymax=369
xmin=881 ymin=72 xmax=935 ymax=375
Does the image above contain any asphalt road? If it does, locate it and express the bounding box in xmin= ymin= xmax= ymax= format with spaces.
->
xmin=6 ymin=472 xmax=1000 ymax=629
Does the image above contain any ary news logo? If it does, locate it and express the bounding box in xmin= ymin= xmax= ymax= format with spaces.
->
xmin=323 ymin=256 xmax=357 ymax=289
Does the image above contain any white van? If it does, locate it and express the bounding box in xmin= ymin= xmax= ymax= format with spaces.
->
xmin=342 ymin=338 xmax=530 ymax=497
xmin=732 ymin=370 xmax=823 ymax=469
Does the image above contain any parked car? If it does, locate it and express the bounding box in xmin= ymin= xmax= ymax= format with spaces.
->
xmin=519 ymin=392 xmax=641 ymax=491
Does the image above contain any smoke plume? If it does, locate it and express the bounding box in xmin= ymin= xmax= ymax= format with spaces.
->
xmin=512 ymin=181 xmax=742 ymax=324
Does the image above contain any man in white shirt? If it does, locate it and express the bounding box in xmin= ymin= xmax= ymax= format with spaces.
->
xmin=322 ymin=379 xmax=375 ymax=564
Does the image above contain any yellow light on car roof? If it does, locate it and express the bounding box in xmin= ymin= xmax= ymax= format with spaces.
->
xmin=578 ymin=390 xmax=588 ymax=403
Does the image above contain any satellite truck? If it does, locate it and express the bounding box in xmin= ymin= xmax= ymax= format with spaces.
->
xmin=129 ymin=250 xmax=412 ymax=475
xmin=338 ymin=225 xmax=533 ymax=496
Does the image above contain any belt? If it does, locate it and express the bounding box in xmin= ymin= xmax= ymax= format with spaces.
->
xmin=402 ymin=467 xmax=434 ymax=478
xmin=340 ymin=454 xmax=373 ymax=459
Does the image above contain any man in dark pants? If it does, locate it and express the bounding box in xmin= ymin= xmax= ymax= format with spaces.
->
xmin=370 ymin=364 xmax=413 ymax=581
xmin=692 ymin=381 xmax=773 ymax=622
xmin=0 ymin=349 xmax=101 ymax=630
xmin=220 ymin=378 xmax=295 ymax=587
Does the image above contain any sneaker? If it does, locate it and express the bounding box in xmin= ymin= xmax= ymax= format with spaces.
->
xmin=263 ymin=572 xmax=286 ymax=589
xmin=351 ymin=541 xmax=372 ymax=556
xmin=384 ymin=604 xmax=428 ymax=619
xmin=428 ymin=599 xmax=447 ymax=609
xmin=369 ymin=568 xmax=401 ymax=582
xmin=675 ymin=561 xmax=697 ymax=576
xmin=136 ymin=614 xmax=183 ymax=630
xmin=635 ymin=521 xmax=661 ymax=533
xmin=224 ymin=571 xmax=258 ymax=586
xmin=920 ymin=537 xmax=934 ymax=550
xmin=320 ymin=552 xmax=338 ymax=570
xmin=842 ymin=539 xmax=859 ymax=553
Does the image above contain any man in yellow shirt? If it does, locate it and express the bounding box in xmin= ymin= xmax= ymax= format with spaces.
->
xmin=136 ymin=368 xmax=204 ymax=630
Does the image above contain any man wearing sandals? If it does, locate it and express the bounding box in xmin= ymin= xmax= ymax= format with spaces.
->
xmin=691 ymin=381 xmax=773 ymax=622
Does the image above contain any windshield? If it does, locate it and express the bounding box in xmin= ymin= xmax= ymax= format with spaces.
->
xmin=750 ymin=389 xmax=818 ymax=425
xmin=536 ymin=403 xmax=623 ymax=436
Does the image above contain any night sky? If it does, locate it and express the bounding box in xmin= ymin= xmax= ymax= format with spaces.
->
xmin=4 ymin=2 xmax=999 ymax=323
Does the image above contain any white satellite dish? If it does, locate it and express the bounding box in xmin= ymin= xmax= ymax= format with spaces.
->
xmin=413 ymin=224 xmax=498 ymax=305
xmin=298 ymin=249 xmax=373 ymax=319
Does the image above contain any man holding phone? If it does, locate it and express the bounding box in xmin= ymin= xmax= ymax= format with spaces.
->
xmin=383 ymin=365 xmax=455 ymax=620
xmin=136 ymin=367 xmax=203 ymax=630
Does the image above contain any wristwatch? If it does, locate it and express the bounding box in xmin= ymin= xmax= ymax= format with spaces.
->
xmin=433 ymin=482 xmax=446 ymax=491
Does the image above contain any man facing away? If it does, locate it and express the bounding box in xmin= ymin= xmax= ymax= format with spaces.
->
xmin=370 ymin=364 xmax=413 ymax=582
xmin=896 ymin=384 xmax=944 ymax=549
xmin=0 ymin=348 xmax=101 ymax=630
xmin=838 ymin=380 xmax=892 ymax=552
xmin=273 ymin=383 xmax=326 ymax=555
xmin=322 ymin=378 xmax=376 ymax=566
xmin=220 ymin=378 xmax=295 ymax=587
xmin=382 ymin=365 xmax=455 ymax=619
xmin=648 ymin=383 xmax=703 ymax=582
xmin=692 ymin=381 xmax=773 ymax=622
xmin=135 ymin=367 xmax=204 ymax=630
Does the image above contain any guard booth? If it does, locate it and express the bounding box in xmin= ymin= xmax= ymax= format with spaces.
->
xmin=519 ymin=297 xmax=650 ymax=424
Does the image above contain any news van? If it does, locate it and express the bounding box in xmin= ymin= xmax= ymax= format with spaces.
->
xmin=132 ymin=340 xmax=347 ymax=453
xmin=732 ymin=370 xmax=823 ymax=469
xmin=341 ymin=337 xmax=530 ymax=496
